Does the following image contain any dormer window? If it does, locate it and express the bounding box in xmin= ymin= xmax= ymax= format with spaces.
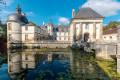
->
xmin=25 ymin=27 xmax=28 ymax=30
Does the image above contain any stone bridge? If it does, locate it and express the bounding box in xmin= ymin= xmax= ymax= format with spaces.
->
xmin=90 ymin=42 xmax=117 ymax=59
xmin=88 ymin=25 xmax=120 ymax=74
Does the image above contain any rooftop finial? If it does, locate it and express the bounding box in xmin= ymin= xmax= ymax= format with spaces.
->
xmin=18 ymin=4 xmax=20 ymax=8
xmin=16 ymin=4 xmax=21 ymax=14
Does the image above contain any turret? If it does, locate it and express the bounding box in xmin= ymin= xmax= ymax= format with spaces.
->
xmin=49 ymin=19 xmax=53 ymax=26
xmin=43 ymin=21 xmax=45 ymax=26
xmin=48 ymin=19 xmax=53 ymax=36
xmin=7 ymin=4 xmax=28 ymax=47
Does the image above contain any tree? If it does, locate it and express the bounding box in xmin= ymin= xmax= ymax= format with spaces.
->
xmin=103 ymin=21 xmax=120 ymax=31
xmin=0 ymin=23 xmax=7 ymax=42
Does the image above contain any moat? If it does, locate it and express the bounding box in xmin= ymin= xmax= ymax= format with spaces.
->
xmin=0 ymin=49 xmax=120 ymax=80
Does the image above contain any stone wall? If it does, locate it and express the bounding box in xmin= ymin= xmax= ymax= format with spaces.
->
xmin=8 ymin=41 xmax=71 ymax=48
xmin=90 ymin=42 xmax=117 ymax=59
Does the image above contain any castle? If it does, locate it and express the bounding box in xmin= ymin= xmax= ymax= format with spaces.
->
xmin=7 ymin=5 xmax=104 ymax=48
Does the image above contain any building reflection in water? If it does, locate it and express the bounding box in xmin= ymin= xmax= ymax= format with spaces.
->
xmin=8 ymin=49 xmax=110 ymax=80
xmin=8 ymin=49 xmax=72 ymax=80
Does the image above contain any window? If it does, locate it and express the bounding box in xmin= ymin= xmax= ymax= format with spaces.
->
xmin=68 ymin=33 xmax=70 ymax=36
xmin=9 ymin=65 xmax=12 ymax=72
xmin=26 ymin=64 xmax=28 ymax=68
xmin=25 ymin=27 xmax=28 ymax=30
xmin=25 ymin=55 xmax=28 ymax=60
xmin=9 ymin=55 xmax=12 ymax=61
xmin=9 ymin=34 xmax=11 ymax=41
xmin=59 ymin=33 xmax=61 ymax=36
xmin=25 ymin=34 xmax=28 ymax=41
xmin=68 ymin=38 xmax=70 ymax=40
xmin=56 ymin=28 xmax=58 ymax=31
xmin=64 ymin=33 xmax=66 ymax=36
xmin=59 ymin=37 xmax=61 ymax=40
xmin=85 ymin=24 xmax=88 ymax=29
xmin=109 ymin=36 xmax=112 ymax=40
xmin=8 ymin=23 xmax=11 ymax=30
xmin=64 ymin=37 xmax=66 ymax=40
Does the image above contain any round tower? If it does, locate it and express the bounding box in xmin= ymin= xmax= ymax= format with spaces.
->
xmin=7 ymin=4 xmax=28 ymax=45
xmin=48 ymin=19 xmax=53 ymax=36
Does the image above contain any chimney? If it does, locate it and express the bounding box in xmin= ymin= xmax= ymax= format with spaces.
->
xmin=72 ymin=9 xmax=75 ymax=18
xmin=43 ymin=21 xmax=45 ymax=26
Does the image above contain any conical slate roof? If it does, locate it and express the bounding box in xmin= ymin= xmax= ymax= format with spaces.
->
xmin=73 ymin=7 xmax=104 ymax=19
xmin=7 ymin=5 xmax=28 ymax=23
xmin=49 ymin=19 xmax=53 ymax=26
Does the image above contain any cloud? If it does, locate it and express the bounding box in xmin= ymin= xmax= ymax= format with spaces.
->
xmin=0 ymin=10 xmax=14 ymax=23
xmin=25 ymin=12 xmax=34 ymax=16
xmin=0 ymin=0 xmax=14 ymax=6
xmin=103 ymin=24 xmax=107 ymax=26
xmin=58 ymin=17 xmax=70 ymax=25
xmin=0 ymin=0 xmax=14 ymax=23
xmin=82 ymin=0 xmax=120 ymax=17
xmin=118 ymin=19 xmax=120 ymax=21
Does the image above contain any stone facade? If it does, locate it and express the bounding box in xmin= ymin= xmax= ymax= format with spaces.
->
xmin=103 ymin=28 xmax=118 ymax=42
xmin=70 ymin=8 xmax=104 ymax=43
xmin=7 ymin=6 xmax=104 ymax=48
xmin=43 ymin=21 xmax=70 ymax=41
xmin=7 ymin=5 xmax=48 ymax=48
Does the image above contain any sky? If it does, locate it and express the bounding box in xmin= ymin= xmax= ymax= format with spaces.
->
xmin=1 ymin=0 xmax=120 ymax=26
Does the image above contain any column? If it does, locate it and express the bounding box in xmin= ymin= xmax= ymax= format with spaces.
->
xmin=117 ymin=25 xmax=120 ymax=73
xmin=79 ymin=23 xmax=82 ymax=40
xmin=93 ymin=22 xmax=96 ymax=42
xmin=117 ymin=56 xmax=120 ymax=74
xmin=73 ymin=23 xmax=76 ymax=41
xmin=100 ymin=22 xmax=103 ymax=41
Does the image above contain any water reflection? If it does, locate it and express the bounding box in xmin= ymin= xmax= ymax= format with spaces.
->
xmin=8 ymin=49 xmax=72 ymax=80
xmin=7 ymin=49 xmax=112 ymax=80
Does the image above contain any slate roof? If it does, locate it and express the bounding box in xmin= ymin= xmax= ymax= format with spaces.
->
xmin=49 ymin=19 xmax=53 ymax=26
xmin=53 ymin=25 xmax=69 ymax=28
xmin=103 ymin=28 xmax=117 ymax=35
xmin=73 ymin=7 xmax=104 ymax=19
xmin=53 ymin=25 xmax=70 ymax=32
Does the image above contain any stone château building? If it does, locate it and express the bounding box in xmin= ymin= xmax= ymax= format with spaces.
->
xmin=7 ymin=5 xmax=48 ymax=45
xmin=70 ymin=8 xmax=104 ymax=42
xmin=43 ymin=20 xmax=70 ymax=41
xmin=7 ymin=5 xmax=104 ymax=48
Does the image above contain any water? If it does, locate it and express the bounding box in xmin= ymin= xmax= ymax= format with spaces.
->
xmin=0 ymin=49 xmax=119 ymax=80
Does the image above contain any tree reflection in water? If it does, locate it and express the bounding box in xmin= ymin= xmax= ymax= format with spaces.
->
xmin=7 ymin=49 xmax=117 ymax=80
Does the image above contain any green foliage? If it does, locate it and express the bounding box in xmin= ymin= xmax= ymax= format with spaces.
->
xmin=0 ymin=23 xmax=7 ymax=41
xmin=103 ymin=21 xmax=120 ymax=31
